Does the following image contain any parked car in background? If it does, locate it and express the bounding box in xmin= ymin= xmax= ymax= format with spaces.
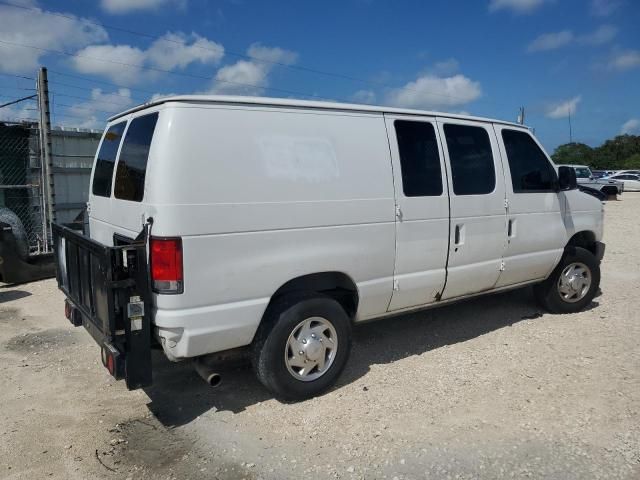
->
xmin=606 ymin=174 xmax=640 ymax=191
xmin=557 ymin=165 xmax=623 ymax=196
xmin=591 ymin=170 xmax=615 ymax=179
xmin=614 ymin=170 xmax=640 ymax=176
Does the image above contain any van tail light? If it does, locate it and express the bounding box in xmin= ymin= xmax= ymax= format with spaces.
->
xmin=150 ymin=237 xmax=183 ymax=294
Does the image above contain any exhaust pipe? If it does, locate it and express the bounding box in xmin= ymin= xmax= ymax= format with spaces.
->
xmin=194 ymin=360 xmax=222 ymax=388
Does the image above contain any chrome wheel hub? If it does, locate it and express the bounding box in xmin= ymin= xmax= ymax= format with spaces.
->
xmin=557 ymin=262 xmax=592 ymax=303
xmin=285 ymin=317 xmax=337 ymax=382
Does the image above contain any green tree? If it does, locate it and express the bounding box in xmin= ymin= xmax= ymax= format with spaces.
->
xmin=551 ymin=142 xmax=594 ymax=166
xmin=593 ymin=135 xmax=640 ymax=169
xmin=619 ymin=153 xmax=640 ymax=169
xmin=552 ymin=135 xmax=640 ymax=169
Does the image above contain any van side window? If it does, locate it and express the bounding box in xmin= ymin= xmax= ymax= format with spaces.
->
xmin=394 ymin=120 xmax=443 ymax=197
xmin=443 ymin=124 xmax=495 ymax=195
xmin=114 ymin=113 xmax=159 ymax=202
xmin=502 ymin=129 xmax=557 ymax=192
xmin=92 ymin=122 xmax=126 ymax=197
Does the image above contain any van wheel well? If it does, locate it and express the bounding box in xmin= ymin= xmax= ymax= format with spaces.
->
xmin=268 ymin=272 xmax=359 ymax=319
xmin=567 ymin=231 xmax=597 ymax=256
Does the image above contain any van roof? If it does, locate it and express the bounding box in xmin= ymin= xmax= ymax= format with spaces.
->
xmin=108 ymin=95 xmax=525 ymax=128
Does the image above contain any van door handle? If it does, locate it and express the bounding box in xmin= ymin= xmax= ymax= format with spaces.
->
xmin=508 ymin=219 xmax=515 ymax=238
xmin=454 ymin=224 xmax=464 ymax=246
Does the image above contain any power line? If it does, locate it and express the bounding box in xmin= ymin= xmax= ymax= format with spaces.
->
xmin=53 ymin=101 xmax=123 ymax=115
xmin=0 ymin=93 xmax=37 ymax=108
xmin=0 ymin=85 xmax=37 ymax=92
xmin=48 ymin=80 xmax=145 ymax=100
xmin=0 ymin=0 xmax=379 ymax=85
xmin=49 ymin=91 xmax=135 ymax=107
xmin=0 ymin=38 xmax=339 ymax=102
xmin=48 ymin=70 xmax=158 ymax=96
xmin=0 ymin=72 xmax=35 ymax=81
xmin=0 ymin=0 xmax=490 ymax=105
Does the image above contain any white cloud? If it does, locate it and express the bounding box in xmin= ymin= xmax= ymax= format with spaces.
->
xmin=73 ymin=45 xmax=147 ymax=84
xmin=0 ymin=101 xmax=37 ymax=123
xmin=150 ymin=92 xmax=177 ymax=101
xmin=621 ymin=118 xmax=640 ymax=134
xmin=430 ymin=58 xmax=460 ymax=76
xmin=527 ymin=31 xmax=574 ymax=52
xmin=608 ymin=50 xmax=640 ymax=71
xmin=247 ymin=43 xmax=297 ymax=65
xmin=101 ymin=0 xmax=186 ymax=14
xmin=545 ymin=96 xmax=582 ymax=119
xmin=350 ymin=90 xmax=376 ymax=104
xmin=527 ymin=25 xmax=616 ymax=52
xmin=489 ymin=0 xmax=546 ymax=14
xmin=73 ymin=32 xmax=224 ymax=84
xmin=385 ymin=74 xmax=482 ymax=110
xmin=64 ymin=88 xmax=135 ymax=129
xmin=577 ymin=25 xmax=618 ymax=45
xmin=207 ymin=43 xmax=297 ymax=95
xmin=591 ymin=0 xmax=623 ymax=16
xmin=0 ymin=4 xmax=107 ymax=74
xmin=146 ymin=32 xmax=224 ymax=70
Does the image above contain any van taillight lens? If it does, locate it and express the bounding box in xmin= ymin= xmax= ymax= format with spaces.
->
xmin=150 ymin=237 xmax=183 ymax=294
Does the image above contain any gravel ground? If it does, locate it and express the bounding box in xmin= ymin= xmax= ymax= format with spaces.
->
xmin=1 ymin=194 xmax=639 ymax=480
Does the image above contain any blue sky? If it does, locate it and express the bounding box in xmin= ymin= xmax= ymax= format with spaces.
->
xmin=0 ymin=0 xmax=638 ymax=152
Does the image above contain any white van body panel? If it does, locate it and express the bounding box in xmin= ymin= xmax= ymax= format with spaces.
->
xmin=87 ymin=96 xmax=604 ymax=361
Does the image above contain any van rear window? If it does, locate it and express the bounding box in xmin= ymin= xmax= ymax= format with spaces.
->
xmin=92 ymin=122 xmax=126 ymax=197
xmin=114 ymin=112 xmax=159 ymax=202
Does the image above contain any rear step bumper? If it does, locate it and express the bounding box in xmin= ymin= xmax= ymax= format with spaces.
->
xmin=53 ymin=222 xmax=153 ymax=390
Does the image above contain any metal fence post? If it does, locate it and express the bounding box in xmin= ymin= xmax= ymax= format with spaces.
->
xmin=37 ymin=67 xmax=55 ymax=250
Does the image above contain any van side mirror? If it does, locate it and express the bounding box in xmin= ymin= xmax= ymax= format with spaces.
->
xmin=557 ymin=166 xmax=577 ymax=191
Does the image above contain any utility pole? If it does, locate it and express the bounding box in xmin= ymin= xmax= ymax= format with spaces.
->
xmin=568 ymin=108 xmax=573 ymax=143
xmin=517 ymin=106 xmax=525 ymax=125
xmin=37 ymin=66 xmax=55 ymax=250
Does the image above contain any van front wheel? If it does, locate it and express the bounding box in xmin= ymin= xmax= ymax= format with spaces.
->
xmin=534 ymin=246 xmax=600 ymax=314
xmin=251 ymin=295 xmax=351 ymax=401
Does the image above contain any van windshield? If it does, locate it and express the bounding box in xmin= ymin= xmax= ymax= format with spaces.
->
xmin=114 ymin=112 xmax=159 ymax=202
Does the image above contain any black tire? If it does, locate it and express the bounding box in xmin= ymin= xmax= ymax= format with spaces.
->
xmin=0 ymin=207 xmax=29 ymax=260
xmin=251 ymin=294 xmax=352 ymax=401
xmin=534 ymin=246 xmax=600 ymax=314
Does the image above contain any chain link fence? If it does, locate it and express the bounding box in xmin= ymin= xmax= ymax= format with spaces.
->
xmin=0 ymin=121 xmax=49 ymax=255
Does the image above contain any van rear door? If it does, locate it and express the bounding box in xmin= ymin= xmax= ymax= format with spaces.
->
xmin=89 ymin=112 xmax=159 ymax=245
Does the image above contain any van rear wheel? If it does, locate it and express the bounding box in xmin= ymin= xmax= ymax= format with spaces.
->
xmin=534 ymin=246 xmax=600 ymax=314
xmin=251 ymin=295 xmax=351 ymax=401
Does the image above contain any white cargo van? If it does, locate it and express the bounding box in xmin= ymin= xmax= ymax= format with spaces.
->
xmin=54 ymin=96 xmax=605 ymax=400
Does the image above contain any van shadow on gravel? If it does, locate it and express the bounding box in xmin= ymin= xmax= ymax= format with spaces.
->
xmin=0 ymin=289 xmax=31 ymax=303
xmin=143 ymin=286 xmax=600 ymax=427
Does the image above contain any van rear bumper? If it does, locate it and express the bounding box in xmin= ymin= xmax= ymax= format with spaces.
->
xmin=154 ymin=297 xmax=268 ymax=360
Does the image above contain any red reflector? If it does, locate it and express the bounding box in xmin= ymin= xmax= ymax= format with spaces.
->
xmin=150 ymin=237 xmax=183 ymax=293
xmin=106 ymin=353 xmax=114 ymax=375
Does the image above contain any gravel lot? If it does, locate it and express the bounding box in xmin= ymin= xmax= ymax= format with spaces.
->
xmin=1 ymin=194 xmax=639 ymax=480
